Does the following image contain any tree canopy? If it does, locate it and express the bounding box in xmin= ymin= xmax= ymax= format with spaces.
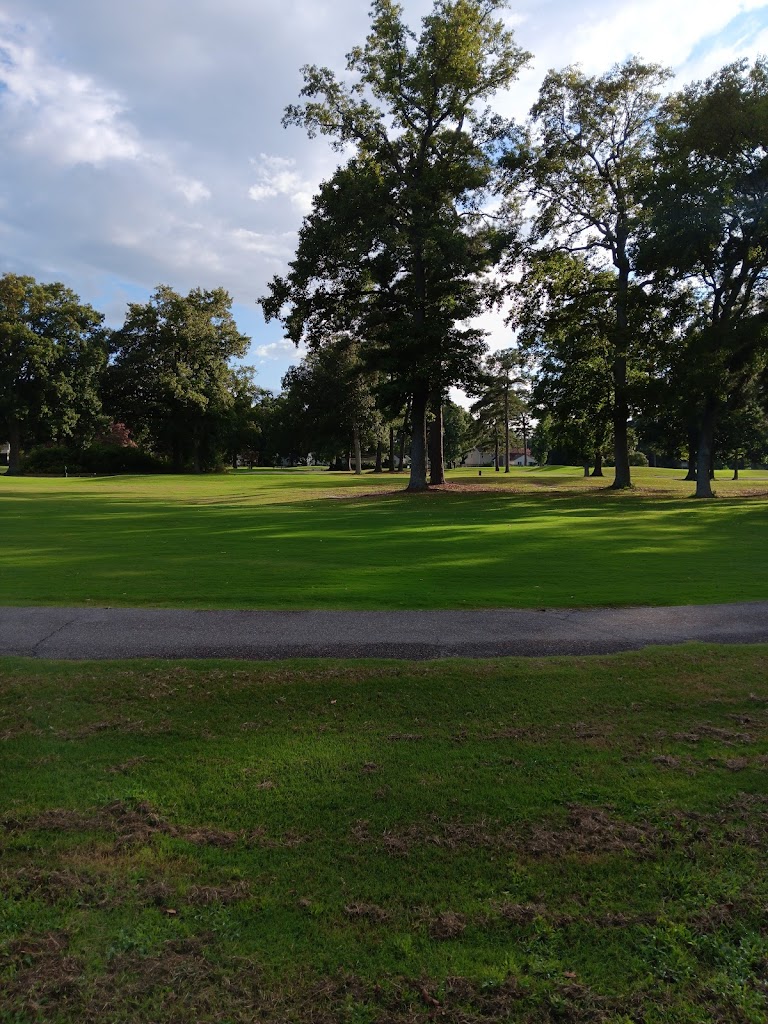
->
xmin=640 ymin=58 xmax=768 ymax=495
xmin=108 ymin=285 xmax=250 ymax=471
xmin=0 ymin=273 xmax=107 ymax=475
xmin=505 ymin=58 xmax=671 ymax=488
xmin=261 ymin=0 xmax=531 ymax=489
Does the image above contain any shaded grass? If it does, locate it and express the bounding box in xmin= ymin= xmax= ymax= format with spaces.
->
xmin=1 ymin=466 xmax=768 ymax=610
xmin=2 ymin=646 xmax=768 ymax=1021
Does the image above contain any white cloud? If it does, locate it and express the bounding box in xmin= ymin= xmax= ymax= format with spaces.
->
xmin=253 ymin=339 xmax=306 ymax=360
xmin=0 ymin=14 xmax=213 ymax=213
xmin=0 ymin=20 xmax=142 ymax=166
xmin=173 ymin=176 xmax=212 ymax=204
xmin=568 ymin=0 xmax=767 ymax=73
xmin=682 ymin=26 xmax=768 ymax=83
xmin=248 ymin=152 xmax=318 ymax=213
xmin=231 ymin=226 xmax=289 ymax=250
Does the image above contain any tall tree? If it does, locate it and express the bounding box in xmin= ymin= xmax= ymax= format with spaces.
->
xmin=442 ymin=400 xmax=473 ymax=467
xmin=220 ymin=367 xmax=272 ymax=469
xmin=640 ymin=58 xmax=768 ymax=497
xmin=0 ymin=273 xmax=107 ymax=475
xmin=261 ymin=0 xmax=531 ymax=491
xmin=278 ymin=337 xmax=381 ymax=471
xmin=468 ymin=347 xmax=528 ymax=472
xmin=505 ymin=58 xmax=671 ymax=488
xmin=108 ymin=285 xmax=249 ymax=471
xmin=515 ymin=254 xmax=617 ymax=476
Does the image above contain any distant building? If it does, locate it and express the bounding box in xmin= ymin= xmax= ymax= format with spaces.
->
xmin=462 ymin=446 xmax=536 ymax=468
xmin=0 ymin=442 xmax=9 ymax=467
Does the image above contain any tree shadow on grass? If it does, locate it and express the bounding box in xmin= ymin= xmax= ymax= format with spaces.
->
xmin=1 ymin=484 xmax=767 ymax=610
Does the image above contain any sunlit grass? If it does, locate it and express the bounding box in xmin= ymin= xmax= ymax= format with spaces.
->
xmin=1 ymin=465 xmax=767 ymax=609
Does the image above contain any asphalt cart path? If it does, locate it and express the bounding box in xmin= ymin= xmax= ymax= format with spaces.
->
xmin=1 ymin=602 xmax=767 ymax=660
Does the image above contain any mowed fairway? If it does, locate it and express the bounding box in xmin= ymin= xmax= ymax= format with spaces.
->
xmin=1 ymin=648 xmax=767 ymax=1022
xmin=2 ymin=465 xmax=768 ymax=609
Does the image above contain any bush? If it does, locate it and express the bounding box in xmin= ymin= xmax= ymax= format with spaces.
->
xmin=22 ymin=445 xmax=77 ymax=475
xmin=23 ymin=443 xmax=167 ymax=476
xmin=629 ymin=451 xmax=649 ymax=467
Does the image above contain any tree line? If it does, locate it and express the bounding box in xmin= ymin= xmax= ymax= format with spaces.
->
xmin=0 ymin=278 xmax=272 ymax=475
xmin=261 ymin=0 xmax=768 ymax=497
xmin=3 ymin=0 xmax=768 ymax=492
xmin=0 ymin=270 xmax=530 ymax=477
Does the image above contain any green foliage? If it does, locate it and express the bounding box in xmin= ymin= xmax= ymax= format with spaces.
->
xmin=107 ymin=285 xmax=250 ymax=471
xmin=23 ymin=443 xmax=166 ymax=476
xmin=278 ymin=337 xmax=382 ymax=466
xmin=262 ymin=0 xmax=531 ymax=487
xmin=0 ymin=273 xmax=107 ymax=474
xmin=640 ymin=58 xmax=768 ymax=493
xmin=507 ymin=59 xmax=672 ymax=487
xmin=442 ymin=400 xmax=473 ymax=464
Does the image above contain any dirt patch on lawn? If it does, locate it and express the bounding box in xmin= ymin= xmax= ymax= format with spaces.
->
xmin=2 ymin=800 xmax=302 ymax=851
xmin=1 ymin=931 xmax=83 ymax=1014
xmin=2 ymin=862 xmax=253 ymax=912
xmin=351 ymin=806 xmax=659 ymax=859
xmin=2 ymin=928 xmax=763 ymax=1023
xmin=344 ymin=901 xmax=391 ymax=923
xmin=350 ymin=798 xmax=768 ymax=860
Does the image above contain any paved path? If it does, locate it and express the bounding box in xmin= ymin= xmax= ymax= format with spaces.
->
xmin=1 ymin=603 xmax=767 ymax=660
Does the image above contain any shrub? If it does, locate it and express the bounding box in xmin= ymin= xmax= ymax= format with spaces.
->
xmin=23 ymin=443 xmax=166 ymax=476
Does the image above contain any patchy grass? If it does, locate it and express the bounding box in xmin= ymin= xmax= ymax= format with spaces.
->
xmin=1 ymin=465 xmax=768 ymax=610
xmin=2 ymin=646 xmax=768 ymax=1022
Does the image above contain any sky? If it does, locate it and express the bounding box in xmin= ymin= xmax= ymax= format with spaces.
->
xmin=1 ymin=0 xmax=767 ymax=395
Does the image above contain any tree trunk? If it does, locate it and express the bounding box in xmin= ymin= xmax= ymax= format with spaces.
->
xmin=407 ymin=387 xmax=429 ymax=491
xmin=374 ymin=439 xmax=383 ymax=473
xmin=610 ymin=260 xmax=632 ymax=489
xmin=398 ymin=397 xmax=410 ymax=473
xmin=694 ymin=404 xmax=716 ymax=498
xmin=733 ymin=463 xmax=739 ymax=481
xmin=353 ymin=425 xmax=362 ymax=475
xmin=6 ymin=416 xmax=22 ymax=476
xmin=591 ymin=452 xmax=604 ymax=477
xmin=504 ymin=387 xmax=510 ymax=473
xmin=388 ymin=426 xmax=395 ymax=474
xmin=522 ymin=419 xmax=528 ymax=466
xmin=428 ymin=395 xmax=445 ymax=485
xmin=685 ymin=428 xmax=697 ymax=480
xmin=611 ymin=367 xmax=631 ymax=488
xmin=494 ymin=431 xmax=500 ymax=472
xmin=583 ymin=463 xmax=590 ymax=477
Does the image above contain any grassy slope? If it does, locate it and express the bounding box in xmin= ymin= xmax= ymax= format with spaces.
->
xmin=1 ymin=647 xmax=767 ymax=1022
xmin=1 ymin=465 xmax=767 ymax=610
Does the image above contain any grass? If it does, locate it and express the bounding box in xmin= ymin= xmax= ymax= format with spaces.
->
xmin=1 ymin=465 xmax=768 ymax=610
xmin=1 ymin=646 xmax=767 ymax=1022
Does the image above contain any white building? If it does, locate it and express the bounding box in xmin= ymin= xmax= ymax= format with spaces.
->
xmin=463 ymin=446 xmax=536 ymax=467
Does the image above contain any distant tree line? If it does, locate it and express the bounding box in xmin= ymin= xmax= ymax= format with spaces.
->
xmin=3 ymin=0 xmax=768 ymax=493
xmin=0 ymin=278 xmax=274 ymax=476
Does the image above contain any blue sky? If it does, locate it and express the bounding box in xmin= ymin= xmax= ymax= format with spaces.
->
xmin=1 ymin=0 xmax=767 ymax=394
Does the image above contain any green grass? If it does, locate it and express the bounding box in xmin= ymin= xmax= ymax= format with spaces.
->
xmin=1 ymin=647 xmax=767 ymax=1022
xmin=1 ymin=465 xmax=768 ymax=610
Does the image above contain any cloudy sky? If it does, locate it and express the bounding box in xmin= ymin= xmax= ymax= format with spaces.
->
xmin=1 ymin=0 xmax=767 ymax=393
